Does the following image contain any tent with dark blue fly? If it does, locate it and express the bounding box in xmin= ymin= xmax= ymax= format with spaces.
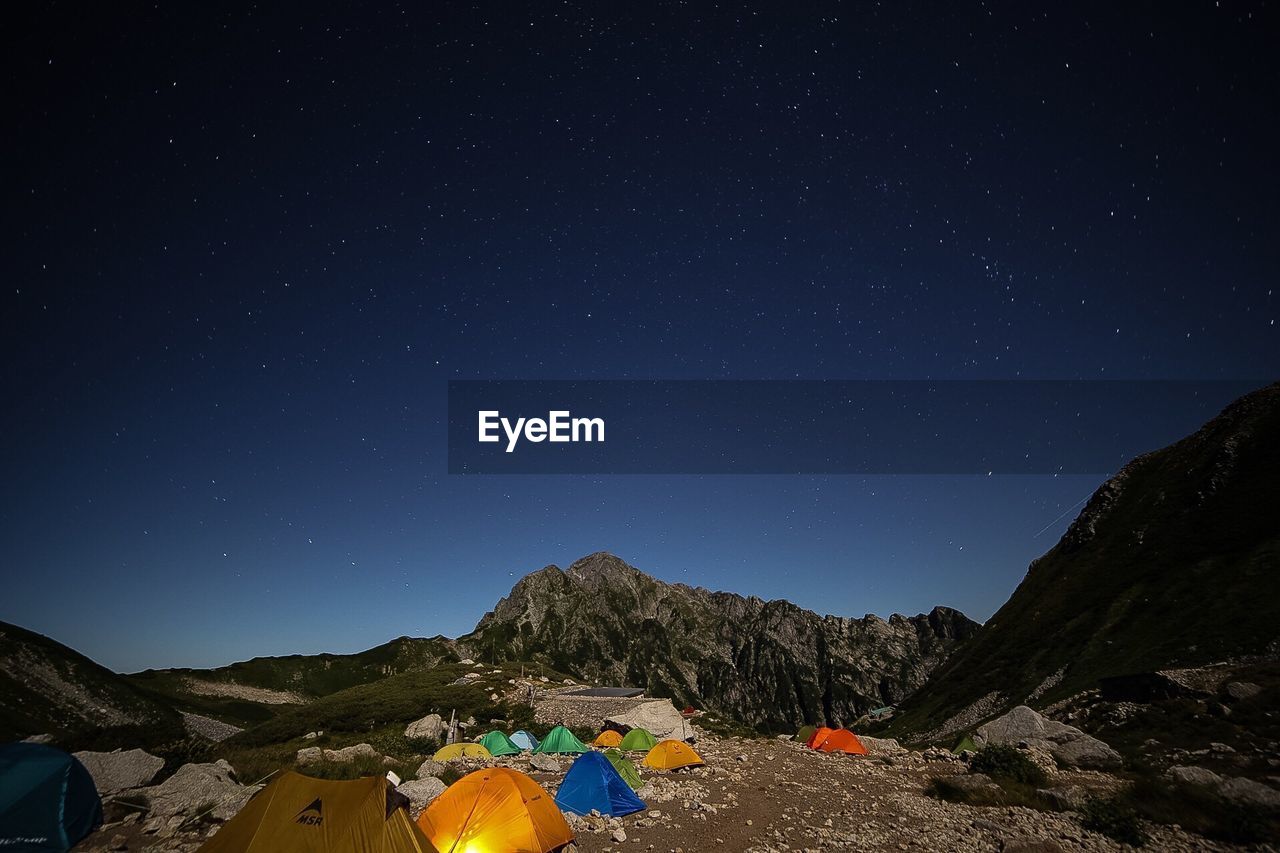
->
xmin=0 ymin=742 xmax=102 ymax=852
xmin=553 ymin=751 xmax=645 ymax=818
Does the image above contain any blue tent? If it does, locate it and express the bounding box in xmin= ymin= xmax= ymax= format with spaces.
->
xmin=554 ymin=751 xmax=646 ymax=817
xmin=0 ymin=743 xmax=102 ymax=852
xmin=510 ymin=730 xmax=539 ymax=751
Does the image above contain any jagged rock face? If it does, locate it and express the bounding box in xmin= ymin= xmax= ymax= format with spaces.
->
xmin=894 ymin=381 xmax=1280 ymax=739
xmin=460 ymin=552 xmax=978 ymax=731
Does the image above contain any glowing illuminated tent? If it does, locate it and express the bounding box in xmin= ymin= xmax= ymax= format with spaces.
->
xmin=534 ymin=725 xmax=588 ymax=755
xmin=794 ymin=725 xmax=817 ymax=744
xmin=805 ymin=726 xmax=834 ymax=749
xmin=813 ymin=729 xmax=868 ymax=755
xmin=554 ymin=752 xmax=646 ymax=817
xmin=591 ymin=730 xmax=623 ymax=748
xmin=479 ymin=731 xmax=521 ymax=757
xmin=196 ymin=771 xmax=435 ymax=853
xmin=416 ymin=767 xmax=572 ymax=853
xmin=0 ymin=743 xmax=102 ymax=853
xmin=510 ymin=730 xmax=539 ymax=751
xmin=617 ymin=728 xmax=658 ymax=753
xmin=602 ymin=749 xmax=643 ymax=791
xmin=433 ymin=743 xmax=492 ymax=762
xmin=641 ymin=740 xmax=704 ymax=770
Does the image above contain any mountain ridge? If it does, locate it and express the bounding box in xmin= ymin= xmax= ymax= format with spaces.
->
xmin=459 ymin=551 xmax=978 ymax=731
xmin=889 ymin=380 xmax=1280 ymax=740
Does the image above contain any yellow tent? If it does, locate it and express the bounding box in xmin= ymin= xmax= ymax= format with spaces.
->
xmin=432 ymin=743 xmax=492 ymax=762
xmin=197 ymin=771 xmax=435 ymax=852
xmin=642 ymin=740 xmax=704 ymax=770
xmin=591 ymin=730 xmax=623 ymax=748
xmin=417 ymin=767 xmax=572 ymax=853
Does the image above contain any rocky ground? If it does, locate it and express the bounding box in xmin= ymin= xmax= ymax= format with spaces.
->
xmin=73 ymin=727 xmax=1267 ymax=852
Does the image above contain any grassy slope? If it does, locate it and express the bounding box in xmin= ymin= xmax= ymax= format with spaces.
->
xmin=891 ymin=383 xmax=1280 ymax=739
xmin=0 ymin=621 xmax=186 ymax=748
xmin=124 ymin=635 xmax=459 ymax=727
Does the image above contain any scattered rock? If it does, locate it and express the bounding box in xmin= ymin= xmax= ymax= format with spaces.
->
xmin=530 ymin=754 xmax=562 ymax=773
xmin=109 ymin=833 xmax=129 ymax=850
xmin=73 ymin=748 xmax=164 ymax=795
xmin=611 ymin=827 xmax=627 ymax=842
xmin=404 ymin=713 xmax=445 ymax=741
xmin=416 ymin=759 xmax=446 ymax=779
xmin=302 ymin=731 xmax=322 ymax=740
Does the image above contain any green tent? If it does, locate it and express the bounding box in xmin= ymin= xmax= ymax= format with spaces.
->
xmin=479 ymin=730 xmax=521 ymax=757
xmin=535 ymin=725 xmax=589 ymax=754
xmin=618 ymin=727 xmax=658 ymax=752
xmin=602 ymin=748 xmax=644 ymax=790
xmin=794 ymin=724 xmax=816 ymax=743
xmin=952 ymin=734 xmax=980 ymax=755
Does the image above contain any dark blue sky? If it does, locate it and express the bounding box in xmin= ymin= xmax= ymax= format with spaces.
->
xmin=3 ymin=3 xmax=1276 ymax=672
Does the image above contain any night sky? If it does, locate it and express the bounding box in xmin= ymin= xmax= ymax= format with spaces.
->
xmin=3 ymin=3 xmax=1277 ymax=672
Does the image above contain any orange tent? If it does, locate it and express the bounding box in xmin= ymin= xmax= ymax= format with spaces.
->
xmin=416 ymin=767 xmax=573 ymax=853
xmin=805 ymin=726 xmax=834 ymax=749
xmin=592 ymin=730 xmax=623 ymax=748
xmin=641 ymin=740 xmax=704 ymax=770
xmin=815 ymin=728 xmax=869 ymax=755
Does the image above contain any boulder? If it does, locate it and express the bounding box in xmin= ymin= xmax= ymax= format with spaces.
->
xmin=605 ymin=700 xmax=689 ymax=739
xmin=1224 ymin=681 xmax=1262 ymax=702
xmin=859 ymin=736 xmax=906 ymax=756
xmin=1217 ymin=776 xmax=1280 ymax=809
xmin=397 ymin=777 xmax=447 ymax=816
xmin=322 ymin=743 xmax=381 ymax=763
xmin=1049 ymin=736 xmax=1122 ymax=770
xmin=132 ymin=760 xmax=259 ymax=820
xmin=416 ymin=759 xmax=447 ymax=780
xmin=405 ymin=713 xmax=445 ymax=741
xmin=976 ymin=705 xmax=1121 ymax=769
xmin=529 ymin=754 xmax=562 ymax=773
xmin=73 ymin=748 xmax=165 ymax=795
xmin=296 ymin=747 xmax=324 ymax=766
xmin=22 ymin=734 xmax=54 ymax=745
xmin=946 ymin=772 xmax=1002 ymax=797
xmin=1168 ymin=765 xmax=1222 ymax=787
xmin=1036 ymin=785 xmax=1089 ymax=811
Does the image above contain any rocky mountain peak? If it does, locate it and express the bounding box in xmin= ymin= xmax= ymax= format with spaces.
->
xmin=461 ymin=553 xmax=978 ymax=730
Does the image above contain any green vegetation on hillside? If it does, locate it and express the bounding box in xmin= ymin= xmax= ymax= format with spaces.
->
xmin=892 ymin=383 xmax=1280 ymax=737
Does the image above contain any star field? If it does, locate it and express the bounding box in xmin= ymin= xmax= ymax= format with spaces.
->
xmin=2 ymin=2 xmax=1276 ymax=670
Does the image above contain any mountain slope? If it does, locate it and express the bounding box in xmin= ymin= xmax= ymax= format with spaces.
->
xmin=458 ymin=552 xmax=978 ymax=731
xmin=125 ymin=635 xmax=458 ymax=726
xmin=891 ymin=381 xmax=1280 ymax=740
xmin=0 ymin=621 xmax=185 ymax=747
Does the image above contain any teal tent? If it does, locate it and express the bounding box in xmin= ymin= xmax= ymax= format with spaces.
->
xmin=554 ymin=752 xmax=646 ymax=817
xmin=510 ymin=730 xmax=539 ymax=751
xmin=0 ymin=743 xmax=102 ymax=852
xmin=534 ymin=725 xmax=589 ymax=754
xmin=479 ymin=730 xmax=521 ymax=757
